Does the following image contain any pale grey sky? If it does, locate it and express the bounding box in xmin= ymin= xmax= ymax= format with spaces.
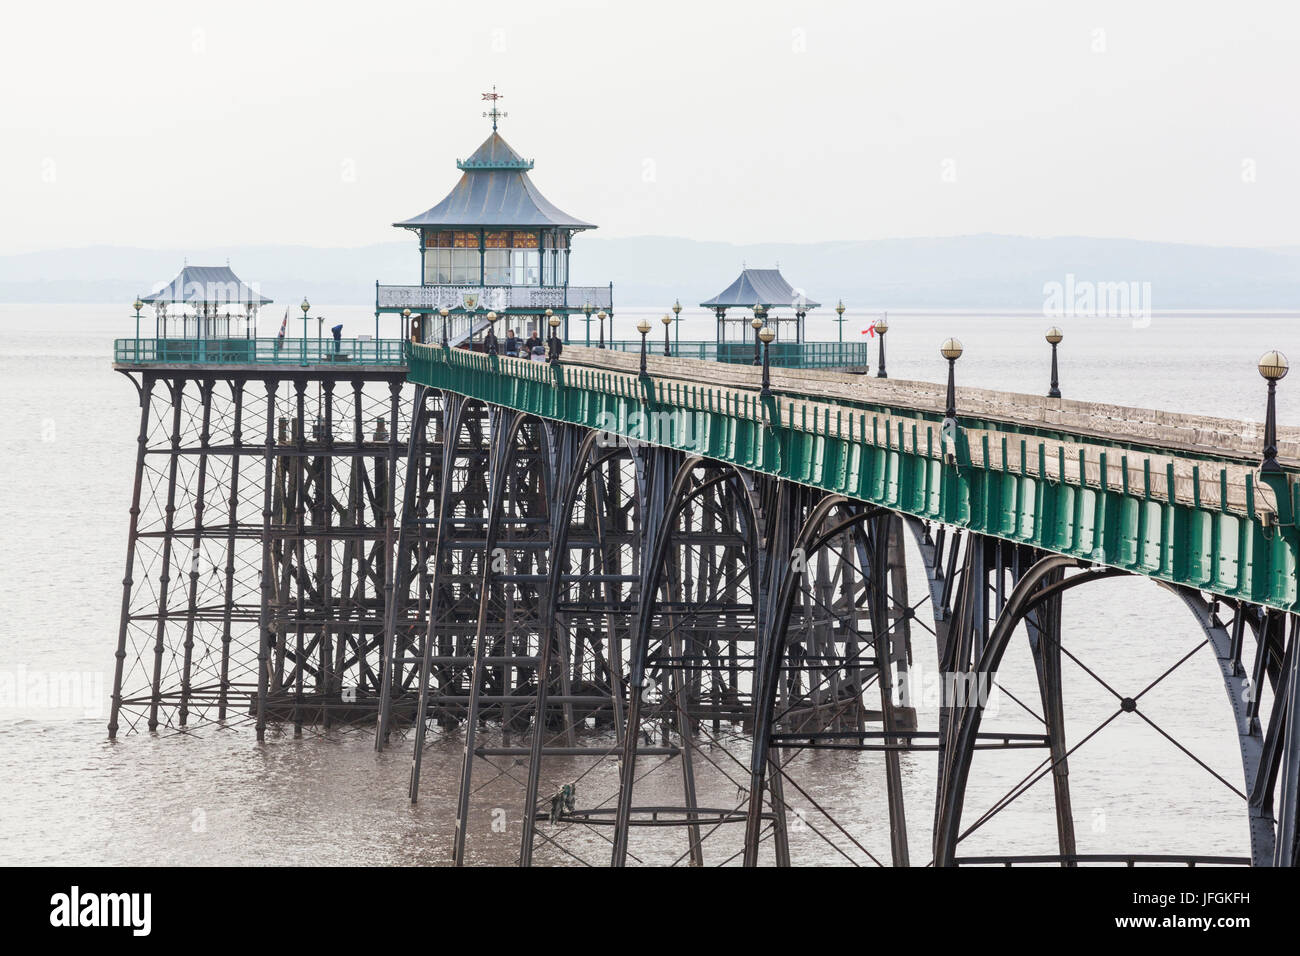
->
xmin=3 ymin=0 xmax=1297 ymax=254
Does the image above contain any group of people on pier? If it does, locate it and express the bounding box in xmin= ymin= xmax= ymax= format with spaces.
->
xmin=493 ymin=327 xmax=540 ymax=361
xmin=500 ymin=327 xmax=548 ymax=361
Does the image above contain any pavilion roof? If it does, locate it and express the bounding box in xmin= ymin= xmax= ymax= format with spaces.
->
xmin=142 ymin=265 xmax=271 ymax=306
xmin=700 ymin=268 xmax=821 ymax=310
xmin=393 ymin=132 xmax=595 ymax=231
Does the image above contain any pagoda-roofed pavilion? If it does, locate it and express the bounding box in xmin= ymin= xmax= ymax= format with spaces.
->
xmin=701 ymin=267 xmax=821 ymax=345
xmin=377 ymin=91 xmax=613 ymax=347
xmin=393 ymin=132 xmax=595 ymax=233
xmin=142 ymin=263 xmax=271 ymax=341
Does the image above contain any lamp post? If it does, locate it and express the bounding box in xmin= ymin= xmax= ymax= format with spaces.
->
xmin=661 ymin=313 xmax=672 ymax=356
xmin=440 ymin=307 xmax=450 ymax=346
xmin=402 ymin=307 xmax=413 ymax=343
xmin=582 ymin=301 xmax=594 ymax=347
xmin=637 ymin=317 xmax=651 ymax=376
xmin=759 ymin=326 xmax=776 ymax=397
xmin=751 ymin=305 xmax=764 ymax=366
xmin=1045 ymin=326 xmax=1063 ymax=398
xmin=596 ymin=310 xmax=607 ymax=349
xmin=133 ymin=297 xmax=144 ymax=354
xmin=485 ymin=311 xmax=499 ymax=356
xmin=300 ymin=297 xmax=310 ymax=365
xmin=672 ymin=299 xmax=682 ymax=351
xmin=835 ymin=299 xmax=846 ymax=344
xmin=1259 ymin=350 xmax=1289 ymax=472
xmin=941 ymin=337 xmax=963 ymax=419
xmin=547 ymin=311 xmax=561 ymax=364
xmin=875 ymin=315 xmax=889 ymax=378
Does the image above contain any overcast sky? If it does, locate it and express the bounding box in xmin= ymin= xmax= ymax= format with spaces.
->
xmin=3 ymin=0 xmax=1297 ymax=254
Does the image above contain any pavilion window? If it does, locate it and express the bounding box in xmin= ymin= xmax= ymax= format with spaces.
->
xmin=483 ymin=232 xmax=509 ymax=284
xmin=450 ymin=250 xmax=478 ymax=284
xmin=424 ymin=251 xmax=449 ymax=284
xmin=510 ymin=232 xmax=539 ymax=286
xmin=424 ymin=249 xmax=479 ymax=284
xmin=509 ymin=250 xmax=539 ymax=286
xmin=452 ymin=231 xmax=480 ymax=284
xmin=484 ymin=249 xmax=510 ymax=285
xmin=422 ymin=231 xmax=481 ymax=285
xmin=423 ymin=231 xmax=456 ymax=284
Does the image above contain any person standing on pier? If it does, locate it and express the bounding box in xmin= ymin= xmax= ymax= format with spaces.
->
xmin=525 ymin=327 xmax=544 ymax=361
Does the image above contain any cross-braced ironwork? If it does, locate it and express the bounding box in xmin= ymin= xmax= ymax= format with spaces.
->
xmin=109 ymin=367 xmax=411 ymax=738
xmin=110 ymin=343 xmax=1300 ymax=868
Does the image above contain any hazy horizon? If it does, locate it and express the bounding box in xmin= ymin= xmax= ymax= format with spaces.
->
xmin=5 ymin=233 xmax=1299 ymax=309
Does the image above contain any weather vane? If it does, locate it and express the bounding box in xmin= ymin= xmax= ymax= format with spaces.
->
xmin=481 ymin=86 xmax=507 ymax=131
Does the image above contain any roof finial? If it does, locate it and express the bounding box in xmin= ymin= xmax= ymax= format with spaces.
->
xmin=481 ymin=86 xmax=507 ymax=132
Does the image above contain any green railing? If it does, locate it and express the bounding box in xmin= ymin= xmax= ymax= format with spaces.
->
xmin=114 ymin=336 xmax=869 ymax=369
xmin=603 ymin=340 xmax=870 ymax=368
xmin=406 ymin=342 xmax=1300 ymax=613
xmin=114 ymin=337 xmax=410 ymax=366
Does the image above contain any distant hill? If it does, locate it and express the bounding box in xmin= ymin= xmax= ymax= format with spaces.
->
xmin=2 ymin=235 xmax=1298 ymax=308
xmin=0 ymin=244 xmax=410 ymax=308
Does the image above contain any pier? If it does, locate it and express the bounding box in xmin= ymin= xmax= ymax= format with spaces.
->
xmin=107 ymin=109 xmax=1300 ymax=869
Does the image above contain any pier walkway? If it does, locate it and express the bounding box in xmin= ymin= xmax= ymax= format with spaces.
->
xmin=409 ymin=341 xmax=1300 ymax=612
xmin=109 ymin=332 xmax=1300 ymax=867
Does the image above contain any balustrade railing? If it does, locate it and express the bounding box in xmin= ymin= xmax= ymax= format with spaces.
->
xmin=376 ymin=283 xmax=613 ymax=311
xmin=602 ymin=340 xmax=870 ymax=369
xmin=114 ymin=337 xmax=409 ymax=366
xmin=113 ymin=334 xmax=866 ymax=370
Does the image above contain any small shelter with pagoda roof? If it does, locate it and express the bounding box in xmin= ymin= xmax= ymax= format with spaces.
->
xmin=701 ymin=267 xmax=820 ymax=346
xmin=377 ymin=90 xmax=613 ymax=346
xmin=142 ymin=263 xmax=271 ymax=342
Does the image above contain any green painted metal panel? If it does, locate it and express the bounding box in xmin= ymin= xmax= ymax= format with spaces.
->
xmin=406 ymin=343 xmax=1300 ymax=611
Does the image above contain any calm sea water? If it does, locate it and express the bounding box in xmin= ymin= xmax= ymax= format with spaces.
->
xmin=0 ymin=303 xmax=1294 ymax=866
